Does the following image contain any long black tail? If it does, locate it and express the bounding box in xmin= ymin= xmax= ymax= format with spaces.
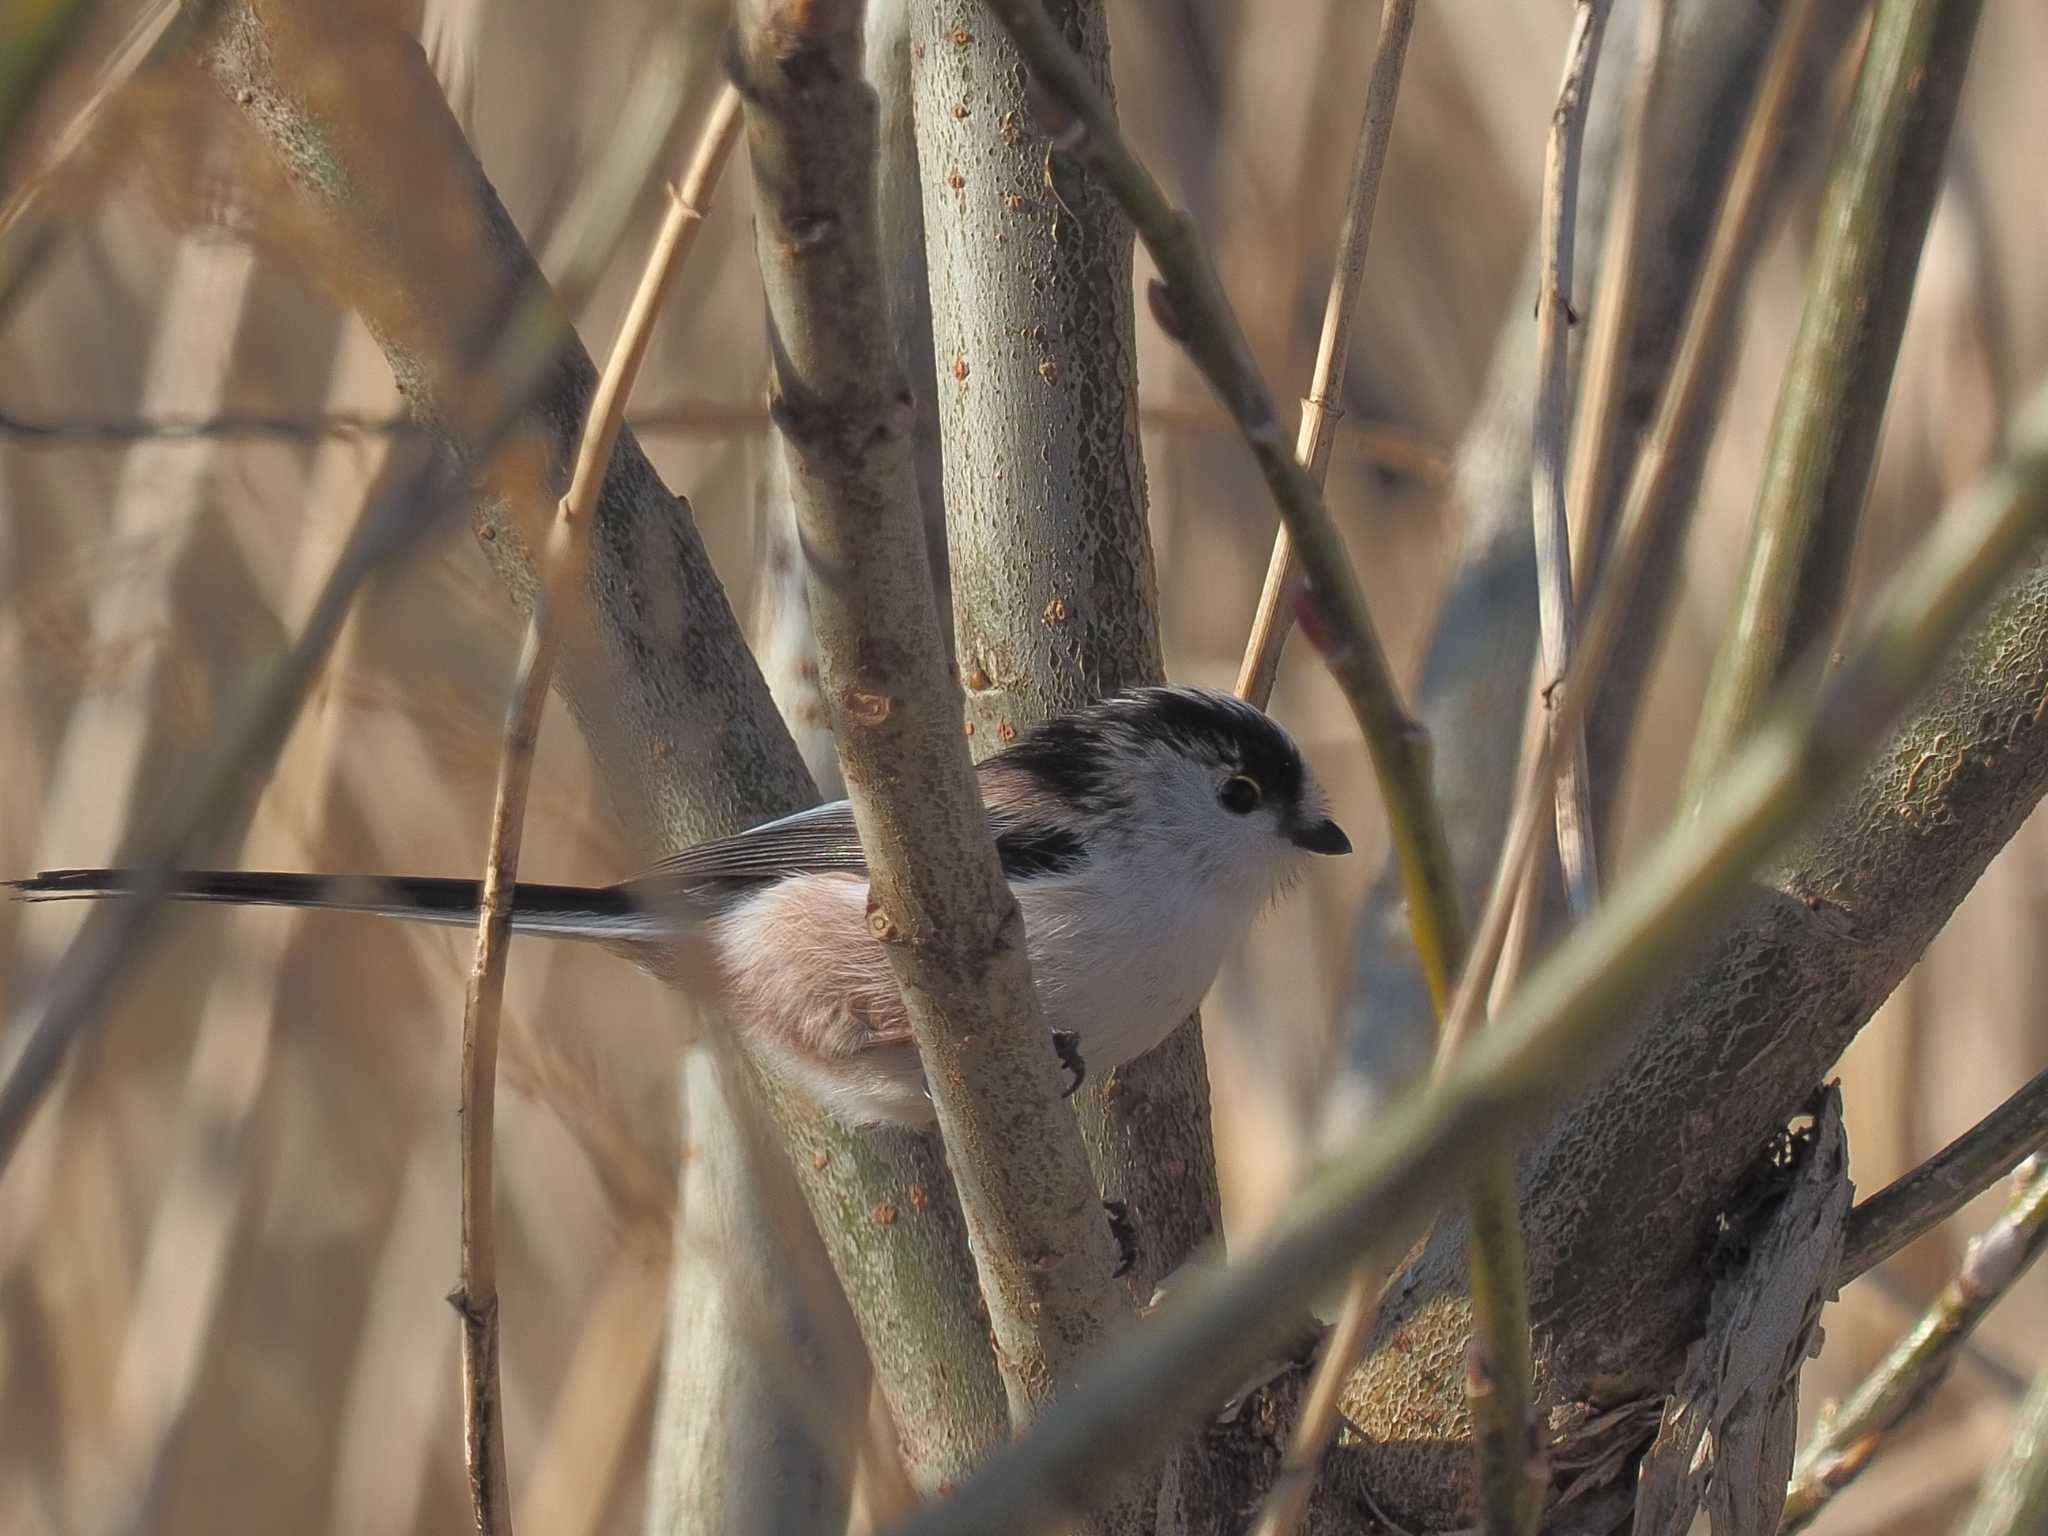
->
xmin=7 ymin=868 xmax=669 ymax=943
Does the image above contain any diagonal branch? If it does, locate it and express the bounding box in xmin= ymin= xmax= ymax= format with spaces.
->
xmin=901 ymin=355 xmax=2048 ymax=1536
xmin=731 ymin=0 xmax=1132 ymax=1458
xmin=1330 ymin=0 xmax=1864 ymax=1143
xmin=998 ymin=4 xmax=1536 ymax=1525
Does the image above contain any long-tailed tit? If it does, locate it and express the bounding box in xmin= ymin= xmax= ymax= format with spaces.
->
xmin=11 ymin=686 xmax=1349 ymax=1125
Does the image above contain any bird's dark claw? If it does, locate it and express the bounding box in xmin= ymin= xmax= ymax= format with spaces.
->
xmin=1053 ymin=1028 xmax=1087 ymax=1098
xmin=1103 ymin=1199 xmax=1137 ymax=1278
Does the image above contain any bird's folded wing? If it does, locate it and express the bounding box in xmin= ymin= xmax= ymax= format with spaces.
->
xmin=642 ymin=761 xmax=1089 ymax=888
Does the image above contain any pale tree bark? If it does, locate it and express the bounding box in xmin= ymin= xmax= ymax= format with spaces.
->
xmin=905 ymin=0 xmax=1217 ymax=1304
xmin=905 ymin=4 xmax=1222 ymax=1524
xmin=731 ymin=0 xmax=1134 ymax=1458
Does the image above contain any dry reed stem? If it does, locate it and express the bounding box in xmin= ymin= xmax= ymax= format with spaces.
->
xmin=23 ymin=231 xmax=260 ymax=1536
xmin=0 ymin=168 xmax=255 ymax=1243
xmin=1563 ymin=0 xmax=1672 ymax=603
xmin=513 ymin=1247 xmax=670 ymax=1536
xmin=1528 ymin=0 xmax=1610 ymax=928
xmin=1233 ymin=0 xmax=1418 ymax=710
xmin=0 ymin=9 xmax=692 ymax=1187
xmin=450 ymin=85 xmax=744 ymax=1536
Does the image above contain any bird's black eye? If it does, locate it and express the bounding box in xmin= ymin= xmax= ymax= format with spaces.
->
xmin=1219 ymin=774 xmax=1262 ymax=815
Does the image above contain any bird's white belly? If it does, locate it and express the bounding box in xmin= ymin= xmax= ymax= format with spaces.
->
xmin=715 ymin=869 xmax=1243 ymax=1126
xmin=1016 ymin=873 xmax=1236 ymax=1071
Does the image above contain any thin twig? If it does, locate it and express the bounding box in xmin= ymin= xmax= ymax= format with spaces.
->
xmin=1684 ymin=0 xmax=1988 ymax=801
xmin=1839 ymin=1066 xmax=2048 ymax=1284
xmin=1783 ymin=1159 xmax=2048 ymax=1532
xmin=1235 ymin=10 xmax=1420 ymax=1530
xmin=1483 ymin=0 xmax=1672 ymax=1007
xmin=1465 ymin=1158 xmax=1540 ymax=1536
xmin=1563 ymin=0 xmax=1673 ymax=604
xmin=1233 ymin=0 xmax=1418 ymax=710
xmin=0 ymin=407 xmax=420 ymax=441
xmin=1529 ymin=0 xmax=1610 ymax=925
xmin=899 ymin=358 xmax=2048 ymax=1536
xmin=1957 ymin=1355 xmax=2048 ymax=1536
xmin=448 ymin=84 xmax=744 ymax=1536
xmin=1192 ymin=6 xmax=1524 ymax=1527
xmin=1437 ymin=0 xmax=1828 ymax=1065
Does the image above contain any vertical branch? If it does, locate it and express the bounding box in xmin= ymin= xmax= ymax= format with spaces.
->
xmin=1330 ymin=0 xmax=1863 ymax=1139
xmin=910 ymin=6 xmax=1213 ymax=1448
xmin=452 ymin=88 xmax=745 ymax=1536
xmin=1563 ymin=0 xmax=1672 ymax=608
xmin=1233 ymin=0 xmax=1418 ymax=708
xmin=967 ymin=5 xmax=1536 ymax=1529
xmin=732 ymin=0 xmax=1134 ymax=1470
xmin=1685 ymin=0 xmax=1989 ymax=795
xmin=1529 ymin=0 xmax=1610 ymax=921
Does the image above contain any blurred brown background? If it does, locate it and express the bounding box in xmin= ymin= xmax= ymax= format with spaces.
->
xmin=1 ymin=2 xmax=2044 ymax=1532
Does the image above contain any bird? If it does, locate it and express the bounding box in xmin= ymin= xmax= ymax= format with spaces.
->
xmin=10 ymin=686 xmax=1349 ymax=1127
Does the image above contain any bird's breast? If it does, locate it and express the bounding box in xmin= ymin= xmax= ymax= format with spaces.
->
xmin=1015 ymin=871 xmax=1243 ymax=1068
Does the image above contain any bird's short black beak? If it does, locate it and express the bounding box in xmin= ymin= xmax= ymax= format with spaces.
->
xmin=1291 ymin=816 xmax=1352 ymax=856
